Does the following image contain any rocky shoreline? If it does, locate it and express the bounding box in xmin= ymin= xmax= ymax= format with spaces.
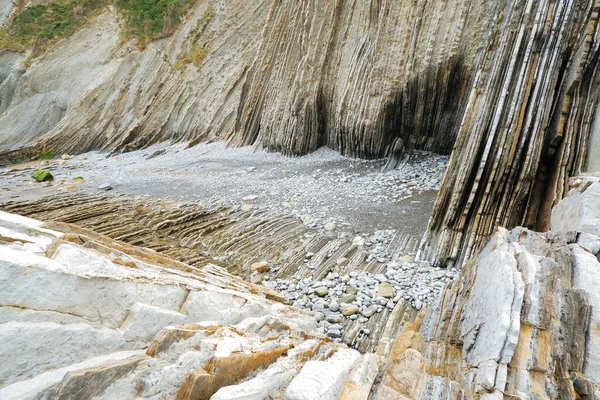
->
xmin=1 ymin=176 xmax=599 ymax=399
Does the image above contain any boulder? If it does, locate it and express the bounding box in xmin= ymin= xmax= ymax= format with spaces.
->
xmin=378 ymin=282 xmax=394 ymax=298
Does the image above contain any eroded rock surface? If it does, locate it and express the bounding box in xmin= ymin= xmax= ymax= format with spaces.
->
xmin=0 ymin=210 xmax=377 ymax=399
xmin=2 ymin=0 xmax=599 ymax=272
xmin=2 ymin=177 xmax=600 ymax=399
xmin=378 ymin=178 xmax=600 ymax=399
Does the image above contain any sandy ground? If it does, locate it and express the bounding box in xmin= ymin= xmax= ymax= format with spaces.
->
xmin=0 ymin=142 xmax=448 ymax=237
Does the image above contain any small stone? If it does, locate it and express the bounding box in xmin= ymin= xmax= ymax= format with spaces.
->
xmin=301 ymin=215 xmax=315 ymax=225
xmin=361 ymin=306 xmax=376 ymax=318
xmin=352 ymin=236 xmax=365 ymax=246
xmin=97 ymin=183 xmax=112 ymax=191
xmin=340 ymin=304 xmax=359 ymax=316
xmin=339 ymin=295 xmax=356 ymax=304
xmin=250 ymin=261 xmax=270 ymax=273
xmin=327 ymin=329 xmax=342 ymax=339
xmin=324 ymin=222 xmax=336 ymax=231
xmin=250 ymin=273 xmax=264 ymax=284
xmin=314 ymin=312 xmax=325 ymax=322
xmin=326 ymin=314 xmax=342 ymax=323
xmin=312 ymin=303 xmax=327 ymax=313
xmin=242 ymin=195 xmax=258 ymax=201
xmin=345 ymin=286 xmax=358 ymax=295
xmin=315 ymin=287 xmax=329 ymax=297
xmin=241 ymin=204 xmax=253 ymax=212
xmin=414 ymin=299 xmax=423 ymax=311
xmin=329 ymin=301 xmax=339 ymax=312
xmin=61 ymin=154 xmax=72 ymax=160
xmin=378 ymin=282 xmax=395 ymax=298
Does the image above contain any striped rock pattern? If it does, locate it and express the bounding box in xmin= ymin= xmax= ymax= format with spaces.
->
xmin=0 ymin=192 xmax=420 ymax=353
xmin=2 ymin=176 xmax=600 ymax=399
xmin=1 ymin=0 xmax=599 ymax=267
xmin=421 ymin=0 xmax=600 ymax=266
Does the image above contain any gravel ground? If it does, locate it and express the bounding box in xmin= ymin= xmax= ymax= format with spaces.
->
xmin=23 ymin=141 xmax=448 ymax=236
xmin=1 ymin=141 xmax=452 ymax=340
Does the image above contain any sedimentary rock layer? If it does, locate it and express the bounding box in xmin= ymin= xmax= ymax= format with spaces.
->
xmin=421 ymin=0 xmax=600 ymax=266
xmin=2 ymin=177 xmax=600 ymax=399
xmin=0 ymin=191 xmax=422 ymax=353
xmin=0 ymin=0 xmax=491 ymax=157
xmin=376 ymin=178 xmax=600 ymax=398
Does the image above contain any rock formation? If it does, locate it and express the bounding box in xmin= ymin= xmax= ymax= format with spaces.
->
xmin=422 ymin=0 xmax=600 ymax=266
xmin=1 ymin=0 xmax=599 ymax=267
xmin=2 ymin=173 xmax=599 ymax=398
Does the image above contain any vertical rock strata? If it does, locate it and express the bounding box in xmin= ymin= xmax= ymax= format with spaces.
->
xmin=1 ymin=0 xmax=599 ymax=265
xmin=375 ymin=179 xmax=600 ymax=398
xmin=423 ymin=0 xmax=600 ymax=266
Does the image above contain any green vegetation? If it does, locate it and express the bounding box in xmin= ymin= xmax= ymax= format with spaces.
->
xmin=117 ymin=0 xmax=197 ymax=46
xmin=0 ymin=0 xmax=107 ymax=55
xmin=174 ymin=43 xmax=208 ymax=69
xmin=0 ymin=0 xmax=199 ymax=54
xmin=37 ymin=144 xmax=56 ymax=160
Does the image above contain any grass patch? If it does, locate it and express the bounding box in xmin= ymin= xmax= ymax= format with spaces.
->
xmin=0 ymin=0 xmax=198 ymax=54
xmin=174 ymin=43 xmax=208 ymax=69
xmin=0 ymin=0 xmax=107 ymax=55
xmin=117 ymin=0 xmax=197 ymax=46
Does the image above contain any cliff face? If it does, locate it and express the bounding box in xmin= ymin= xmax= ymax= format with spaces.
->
xmin=422 ymin=0 xmax=600 ymax=266
xmin=0 ymin=0 xmax=495 ymax=157
xmin=1 ymin=0 xmax=599 ymax=265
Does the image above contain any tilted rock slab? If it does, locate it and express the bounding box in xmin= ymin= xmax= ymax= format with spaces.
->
xmin=0 ymin=211 xmax=378 ymax=399
xmin=378 ymin=223 xmax=600 ymax=399
xmin=2 ymin=181 xmax=600 ymax=398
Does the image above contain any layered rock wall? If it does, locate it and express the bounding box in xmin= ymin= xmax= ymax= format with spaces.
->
xmin=422 ymin=0 xmax=600 ymax=266
xmin=377 ymin=178 xmax=600 ymax=399
xmin=2 ymin=179 xmax=600 ymax=399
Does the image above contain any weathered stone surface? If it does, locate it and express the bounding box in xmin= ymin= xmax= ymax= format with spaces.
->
xmin=377 ymin=282 xmax=394 ymax=299
xmin=0 ymin=211 xmax=350 ymax=399
xmin=3 ymin=175 xmax=600 ymax=399
xmin=578 ymin=232 xmax=600 ymax=255
xmin=458 ymin=247 xmax=523 ymax=366
xmin=552 ymin=179 xmax=600 ymax=238
xmin=283 ymin=348 xmax=361 ymax=400
xmin=572 ymin=247 xmax=600 ymax=383
xmin=250 ymin=261 xmax=270 ymax=273
xmin=381 ymin=221 xmax=600 ymax=399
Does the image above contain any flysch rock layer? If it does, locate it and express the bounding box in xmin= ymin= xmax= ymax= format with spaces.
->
xmin=379 ymin=177 xmax=600 ymax=399
xmin=0 ymin=210 xmax=380 ymax=400
xmin=2 ymin=176 xmax=600 ymax=399
xmin=2 ymin=0 xmax=600 ymax=269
